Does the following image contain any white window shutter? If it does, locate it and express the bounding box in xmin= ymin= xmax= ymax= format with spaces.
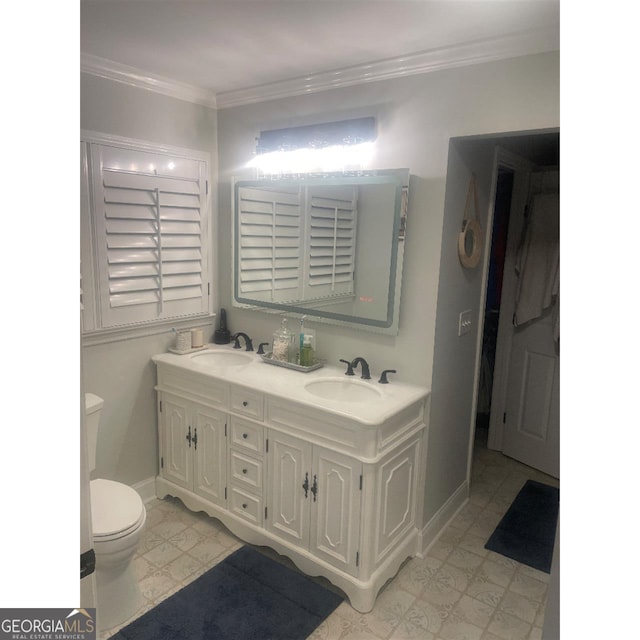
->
xmin=303 ymin=185 xmax=357 ymax=300
xmin=87 ymin=141 xmax=209 ymax=329
xmin=237 ymin=185 xmax=302 ymax=303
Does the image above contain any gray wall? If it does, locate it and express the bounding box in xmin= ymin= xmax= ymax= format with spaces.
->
xmin=80 ymin=51 xmax=559 ymax=532
xmin=80 ymin=73 xmax=217 ymax=485
xmin=217 ymin=52 xmax=560 ymax=527
xmin=425 ymin=139 xmax=497 ymax=519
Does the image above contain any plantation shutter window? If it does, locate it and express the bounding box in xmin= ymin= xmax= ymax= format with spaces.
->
xmin=234 ymin=183 xmax=357 ymax=306
xmin=303 ymin=185 xmax=357 ymax=300
xmin=84 ymin=138 xmax=211 ymax=331
xmin=236 ymin=186 xmax=303 ymax=303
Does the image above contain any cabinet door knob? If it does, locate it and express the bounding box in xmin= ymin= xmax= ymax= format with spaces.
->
xmin=242 ymin=433 xmax=248 ymax=439
xmin=242 ymin=503 xmax=247 ymax=509
xmin=242 ymin=400 xmax=248 ymax=407
xmin=242 ymin=468 xmax=248 ymax=474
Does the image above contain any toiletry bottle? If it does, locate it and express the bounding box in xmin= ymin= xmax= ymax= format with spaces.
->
xmin=288 ymin=337 xmax=299 ymax=364
xmin=300 ymin=334 xmax=314 ymax=367
xmin=272 ymin=318 xmax=293 ymax=362
xmin=298 ymin=316 xmax=306 ymax=366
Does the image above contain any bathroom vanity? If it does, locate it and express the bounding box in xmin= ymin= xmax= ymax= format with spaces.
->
xmin=152 ymin=345 xmax=429 ymax=612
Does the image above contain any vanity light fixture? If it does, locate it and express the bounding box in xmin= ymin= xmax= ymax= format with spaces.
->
xmin=248 ymin=142 xmax=375 ymax=174
xmin=248 ymin=117 xmax=376 ymax=175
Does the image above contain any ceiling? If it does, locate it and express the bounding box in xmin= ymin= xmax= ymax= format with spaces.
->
xmin=80 ymin=1 xmax=560 ymax=106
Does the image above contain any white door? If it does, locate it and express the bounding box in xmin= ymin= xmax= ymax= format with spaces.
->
xmin=487 ymin=150 xmax=560 ymax=478
xmin=502 ymin=306 xmax=559 ymax=477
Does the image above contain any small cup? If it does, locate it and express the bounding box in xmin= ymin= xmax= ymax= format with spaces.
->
xmin=191 ymin=328 xmax=204 ymax=348
xmin=176 ymin=331 xmax=192 ymax=351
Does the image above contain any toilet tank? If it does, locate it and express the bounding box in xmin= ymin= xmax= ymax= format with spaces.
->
xmin=85 ymin=393 xmax=104 ymax=473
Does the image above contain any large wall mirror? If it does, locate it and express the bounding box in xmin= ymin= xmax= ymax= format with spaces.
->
xmin=232 ymin=169 xmax=409 ymax=334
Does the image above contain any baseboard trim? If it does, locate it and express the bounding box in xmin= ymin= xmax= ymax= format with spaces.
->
xmin=133 ymin=476 xmax=158 ymax=505
xmin=416 ymin=481 xmax=469 ymax=557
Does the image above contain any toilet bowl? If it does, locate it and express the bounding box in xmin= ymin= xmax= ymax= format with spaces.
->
xmin=85 ymin=394 xmax=146 ymax=631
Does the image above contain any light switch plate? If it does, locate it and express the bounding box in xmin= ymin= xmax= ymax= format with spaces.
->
xmin=458 ymin=310 xmax=472 ymax=336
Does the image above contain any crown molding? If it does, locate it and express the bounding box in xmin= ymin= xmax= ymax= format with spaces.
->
xmin=80 ymin=53 xmax=218 ymax=108
xmin=81 ymin=27 xmax=558 ymax=111
xmin=217 ymin=27 xmax=558 ymax=109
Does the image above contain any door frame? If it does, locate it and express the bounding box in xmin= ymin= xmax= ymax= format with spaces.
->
xmin=486 ymin=148 xmax=535 ymax=451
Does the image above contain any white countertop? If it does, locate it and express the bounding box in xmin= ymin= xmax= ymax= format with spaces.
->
xmin=152 ymin=344 xmax=430 ymax=426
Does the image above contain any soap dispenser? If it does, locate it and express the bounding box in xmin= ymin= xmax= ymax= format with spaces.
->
xmin=299 ymin=333 xmax=315 ymax=367
xmin=272 ymin=318 xmax=294 ymax=362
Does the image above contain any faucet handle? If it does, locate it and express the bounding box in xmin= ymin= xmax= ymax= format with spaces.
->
xmin=257 ymin=342 xmax=269 ymax=355
xmin=339 ymin=359 xmax=355 ymax=376
xmin=378 ymin=369 xmax=397 ymax=384
xmin=231 ymin=333 xmax=242 ymax=349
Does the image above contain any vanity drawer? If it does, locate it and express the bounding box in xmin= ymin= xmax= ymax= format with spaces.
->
xmin=229 ymin=486 xmax=263 ymax=526
xmin=229 ymin=449 xmax=263 ymax=494
xmin=230 ymin=386 xmax=264 ymax=421
xmin=230 ymin=417 xmax=265 ymax=455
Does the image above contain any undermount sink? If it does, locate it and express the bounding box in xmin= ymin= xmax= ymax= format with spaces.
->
xmin=304 ymin=378 xmax=382 ymax=403
xmin=190 ymin=351 xmax=253 ymax=366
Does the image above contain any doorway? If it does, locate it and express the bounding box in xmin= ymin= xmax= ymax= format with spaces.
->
xmin=475 ymin=133 xmax=560 ymax=477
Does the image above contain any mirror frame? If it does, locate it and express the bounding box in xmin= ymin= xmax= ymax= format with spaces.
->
xmin=232 ymin=169 xmax=410 ymax=334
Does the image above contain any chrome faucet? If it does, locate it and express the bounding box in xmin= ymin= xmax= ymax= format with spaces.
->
xmin=231 ymin=332 xmax=254 ymax=351
xmin=351 ymin=357 xmax=371 ymax=380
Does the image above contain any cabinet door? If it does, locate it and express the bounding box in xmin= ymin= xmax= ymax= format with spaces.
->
xmin=192 ymin=404 xmax=227 ymax=507
xmin=160 ymin=393 xmax=192 ymax=490
xmin=374 ymin=438 xmax=420 ymax=564
xmin=310 ymin=447 xmax=362 ymax=575
xmin=267 ymin=432 xmax=312 ymax=548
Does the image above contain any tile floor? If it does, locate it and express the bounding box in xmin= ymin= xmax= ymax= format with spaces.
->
xmin=101 ymin=427 xmax=559 ymax=640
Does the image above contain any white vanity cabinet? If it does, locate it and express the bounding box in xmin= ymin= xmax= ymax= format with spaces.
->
xmin=267 ymin=430 xmax=362 ymax=576
xmin=158 ymin=391 xmax=227 ymax=509
xmin=152 ymin=349 xmax=429 ymax=613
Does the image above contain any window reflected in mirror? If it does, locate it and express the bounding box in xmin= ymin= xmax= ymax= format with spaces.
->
xmin=233 ymin=170 xmax=409 ymax=334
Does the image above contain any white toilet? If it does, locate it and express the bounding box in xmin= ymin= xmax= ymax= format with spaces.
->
xmin=85 ymin=393 xmax=146 ymax=631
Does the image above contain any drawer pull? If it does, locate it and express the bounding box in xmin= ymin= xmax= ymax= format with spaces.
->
xmin=242 ymin=503 xmax=248 ymax=509
xmin=242 ymin=433 xmax=248 ymax=439
xmin=242 ymin=468 xmax=248 ymax=474
xmin=242 ymin=400 xmax=249 ymax=407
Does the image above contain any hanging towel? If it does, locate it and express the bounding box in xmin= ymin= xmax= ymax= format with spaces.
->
xmin=514 ymin=193 xmax=560 ymax=337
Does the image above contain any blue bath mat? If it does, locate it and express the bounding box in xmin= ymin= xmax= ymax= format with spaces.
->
xmin=484 ymin=479 xmax=559 ymax=573
xmin=112 ymin=546 xmax=343 ymax=640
